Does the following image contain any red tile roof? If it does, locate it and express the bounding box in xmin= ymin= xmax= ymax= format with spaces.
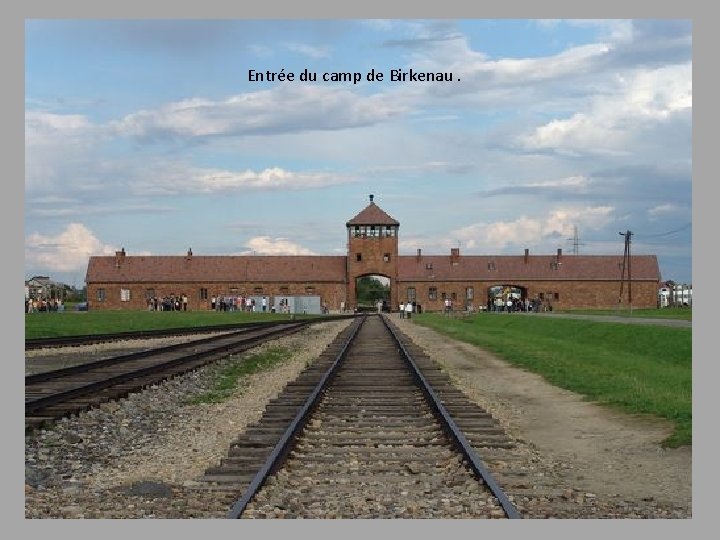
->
xmin=346 ymin=202 xmax=399 ymax=226
xmin=86 ymin=255 xmax=347 ymax=283
xmin=397 ymin=254 xmax=661 ymax=282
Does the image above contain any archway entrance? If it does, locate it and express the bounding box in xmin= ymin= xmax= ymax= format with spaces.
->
xmin=355 ymin=274 xmax=391 ymax=313
xmin=487 ymin=284 xmax=528 ymax=312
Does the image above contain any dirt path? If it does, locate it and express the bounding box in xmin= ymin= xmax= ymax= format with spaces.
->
xmin=394 ymin=317 xmax=691 ymax=512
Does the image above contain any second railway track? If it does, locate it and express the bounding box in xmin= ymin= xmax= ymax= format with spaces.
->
xmin=199 ymin=314 xmax=521 ymax=518
xmin=25 ymin=321 xmax=314 ymax=431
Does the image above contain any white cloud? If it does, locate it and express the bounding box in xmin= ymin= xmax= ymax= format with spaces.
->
xmin=25 ymin=223 xmax=118 ymax=272
xmin=446 ymin=206 xmax=615 ymax=251
xmin=648 ymin=203 xmax=683 ymax=218
xmin=520 ymin=63 xmax=691 ymax=154
xmin=128 ymin=166 xmax=355 ymax=195
xmin=525 ymin=175 xmax=591 ymax=189
xmin=284 ymin=42 xmax=330 ymax=59
xmin=239 ymin=236 xmax=316 ymax=255
xmin=112 ymin=84 xmax=408 ymax=139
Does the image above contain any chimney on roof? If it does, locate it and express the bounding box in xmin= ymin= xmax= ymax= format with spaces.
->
xmin=416 ymin=248 xmax=422 ymax=261
xmin=557 ymin=248 xmax=562 ymax=261
xmin=187 ymin=247 xmax=193 ymax=257
xmin=115 ymin=247 xmax=125 ymax=268
xmin=369 ymin=194 xmax=374 ymax=203
xmin=450 ymin=247 xmax=460 ymax=264
xmin=524 ymin=248 xmax=529 ymax=264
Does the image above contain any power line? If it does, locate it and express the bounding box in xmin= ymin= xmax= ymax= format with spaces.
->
xmin=634 ymin=222 xmax=691 ymax=239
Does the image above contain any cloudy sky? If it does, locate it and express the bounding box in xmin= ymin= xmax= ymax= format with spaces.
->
xmin=24 ymin=19 xmax=692 ymax=287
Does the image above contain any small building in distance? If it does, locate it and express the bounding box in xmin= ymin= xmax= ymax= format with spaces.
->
xmin=85 ymin=196 xmax=661 ymax=311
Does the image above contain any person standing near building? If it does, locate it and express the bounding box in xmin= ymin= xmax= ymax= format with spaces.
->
xmin=399 ymin=301 xmax=405 ymax=319
xmin=405 ymin=301 xmax=413 ymax=320
xmin=262 ymin=296 xmax=268 ymax=312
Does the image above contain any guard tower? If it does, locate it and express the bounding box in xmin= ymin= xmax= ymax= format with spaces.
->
xmin=346 ymin=195 xmax=400 ymax=311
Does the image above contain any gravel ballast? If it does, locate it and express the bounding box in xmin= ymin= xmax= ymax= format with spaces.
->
xmin=25 ymin=319 xmax=352 ymax=519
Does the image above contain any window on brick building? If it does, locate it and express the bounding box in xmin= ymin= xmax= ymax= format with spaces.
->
xmin=441 ymin=292 xmax=447 ymax=300
xmin=199 ymin=288 xmax=208 ymax=300
xmin=356 ymin=253 xmax=362 ymax=262
xmin=488 ymin=261 xmax=496 ymax=271
xmin=230 ymin=288 xmax=238 ymax=295
xmin=554 ymin=292 xmax=560 ymax=301
xmin=254 ymin=287 xmax=263 ymax=294
xmin=145 ymin=288 xmax=155 ymax=299
xmin=539 ymin=292 xmax=545 ymax=300
xmin=429 ymin=287 xmax=437 ymax=300
xmin=306 ymin=286 xmax=316 ymax=294
xmin=407 ymin=287 xmax=416 ymax=303
xmin=383 ymin=253 xmax=390 ymax=262
xmin=120 ymin=288 xmax=131 ymax=302
xmin=97 ymin=288 xmax=106 ymax=302
xmin=425 ymin=262 xmax=433 ymax=270
xmin=466 ymin=287 xmax=474 ymax=300
xmin=451 ymin=292 xmax=457 ymax=301
xmin=280 ymin=286 xmax=289 ymax=294
xmin=354 ymin=226 xmax=360 ymax=237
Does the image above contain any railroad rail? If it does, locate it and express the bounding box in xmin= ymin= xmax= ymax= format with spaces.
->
xmin=198 ymin=314 xmax=521 ymax=519
xmin=25 ymin=315 xmax=355 ymax=350
xmin=25 ymin=320 xmax=315 ymax=431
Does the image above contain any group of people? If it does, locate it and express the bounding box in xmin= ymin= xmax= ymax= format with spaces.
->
xmin=25 ymin=297 xmax=64 ymax=313
xmin=210 ymin=295 xmax=278 ymax=313
xmin=398 ymin=301 xmax=416 ymax=319
xmin=147 ymin=295 xmax=188 ymax=311
xmin=488 ymin=296 xmax=544 ymax=313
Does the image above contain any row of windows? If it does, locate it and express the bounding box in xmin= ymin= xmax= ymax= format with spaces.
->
xmin=355 ymin=253 xmax=392 ymax=262
xmin=96 ymin=285 xmax=318 ymax=302
xmin=351 ymin=225 xmax=397 ymax=238
xmin=407 ymin=287 xmax=475 ymax=302
xmin=405 ymin=287 xmax=561 ymax=302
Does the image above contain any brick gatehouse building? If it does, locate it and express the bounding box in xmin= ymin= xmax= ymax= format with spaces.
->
xmin=85 ymin=196 xmax=661 ymax=311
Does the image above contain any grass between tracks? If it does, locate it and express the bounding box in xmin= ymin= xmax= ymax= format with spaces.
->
xmin=24 ymin=311 xmax=315 ymax=340
xmin=188 ymin=347 xmax=291 ymax=404
xmin=413 ymin=313 xmax=692 ymax=447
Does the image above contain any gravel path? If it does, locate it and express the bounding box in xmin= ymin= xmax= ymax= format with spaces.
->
xmin=393 ymin=317 xmax=691 ymax=519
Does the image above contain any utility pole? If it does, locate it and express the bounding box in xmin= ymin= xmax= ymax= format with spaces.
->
xmin=618 ymin=230 xmax=633 ymax=314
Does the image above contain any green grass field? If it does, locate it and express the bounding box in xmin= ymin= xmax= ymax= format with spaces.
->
xmin=24 ymin=310 xmax=314 ymax=340
xmin=554 ymin=307 xmax=692 ymax=320
xmin=414 ymin=313 xmax=691 ymax=447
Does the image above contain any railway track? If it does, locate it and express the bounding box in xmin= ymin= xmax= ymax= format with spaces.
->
xmin=25 ymin=321 xmax=314 ymax=431
xmin=25 ymin=316 xmax=353 ymax=350
xmin=196 ymin=314 xmax=521 ymax=519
